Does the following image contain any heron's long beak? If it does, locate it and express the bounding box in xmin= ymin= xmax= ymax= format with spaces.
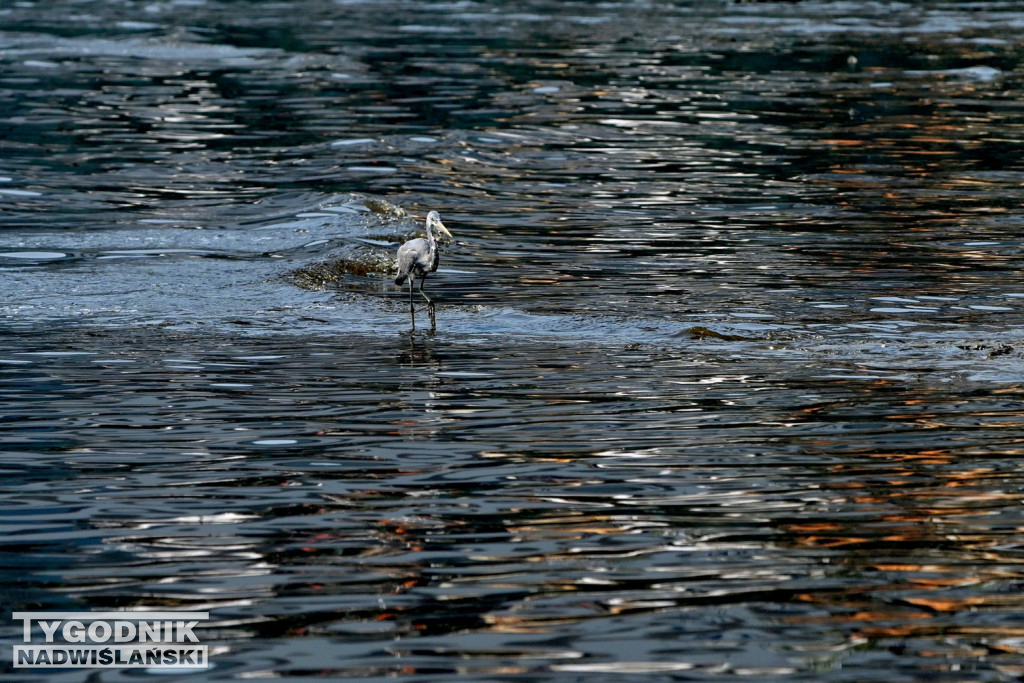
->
xmin=435 ymin=220 xmax=453 ymax=240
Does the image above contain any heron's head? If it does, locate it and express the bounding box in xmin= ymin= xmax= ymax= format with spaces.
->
xmin=426 ymin=210 xmax=453 ymax=241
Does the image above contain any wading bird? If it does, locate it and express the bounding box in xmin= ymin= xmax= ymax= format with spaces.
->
xmin=394 ymin=211 xmax=452 ymax=306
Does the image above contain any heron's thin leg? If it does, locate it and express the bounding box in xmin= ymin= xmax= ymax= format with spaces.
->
xmin=408 ymin=277 xmax=414 ymax=305
xmin=418 ymin=276 xmax=432 ymax=304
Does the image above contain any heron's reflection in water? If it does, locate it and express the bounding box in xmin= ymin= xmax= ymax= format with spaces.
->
xmin=398 ymin=320 xmax=440 ymax=367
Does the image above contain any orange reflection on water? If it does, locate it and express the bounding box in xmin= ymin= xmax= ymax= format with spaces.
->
xmin=774 ymin=421 xmax=1024 ymax=658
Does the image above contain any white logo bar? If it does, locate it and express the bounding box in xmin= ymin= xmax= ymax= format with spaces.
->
xmin=13 ymin=612 xmax=209 ymax=620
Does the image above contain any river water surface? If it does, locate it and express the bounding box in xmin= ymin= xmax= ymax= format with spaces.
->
xmin=4 ymin=1 xmax=1024 ymax=680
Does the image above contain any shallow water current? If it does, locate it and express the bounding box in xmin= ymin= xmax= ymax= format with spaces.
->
xmin=5 ymin=1 xmax=1024 ymax=680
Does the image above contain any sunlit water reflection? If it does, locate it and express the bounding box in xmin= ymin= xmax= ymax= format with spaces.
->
xmin=4 ymin=1 xmax=1024 ymax=680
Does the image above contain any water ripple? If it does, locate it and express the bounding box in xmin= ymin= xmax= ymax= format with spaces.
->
xmin=6 ymin=1 xmax=1024 ymax=680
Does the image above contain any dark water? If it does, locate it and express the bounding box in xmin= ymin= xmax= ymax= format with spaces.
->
xmin=5 ymin=1 xmax=1024 ymax=680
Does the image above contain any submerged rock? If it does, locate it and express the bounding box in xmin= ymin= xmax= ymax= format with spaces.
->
xmin=681 ymin=326 xmax=755 ymax=342
xmin=357 ymin=198 xmax=407 ymax=218
xmin=287 ymin=253 xmax=392 ymax=291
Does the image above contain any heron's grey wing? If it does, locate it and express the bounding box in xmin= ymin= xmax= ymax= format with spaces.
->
xmin=396 ymin=239 xmax=430 ymax=285
xmin=398 ymin=238 xmax=429 ymax=272
xmin=396 ymin=242 xmax=415 ymax=277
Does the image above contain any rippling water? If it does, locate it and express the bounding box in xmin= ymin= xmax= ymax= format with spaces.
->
xmin=5 ymin=1 xmax=1024 ymax=680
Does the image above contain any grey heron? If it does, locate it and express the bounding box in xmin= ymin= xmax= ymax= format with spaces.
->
xmin=394 ymin=211 xmax=452 ymax=306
